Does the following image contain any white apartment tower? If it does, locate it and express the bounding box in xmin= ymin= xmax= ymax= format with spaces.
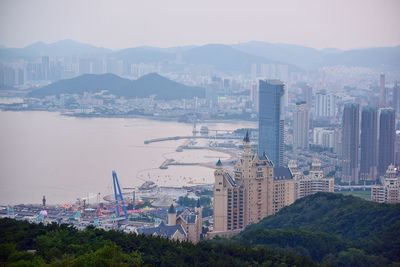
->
xmin=315 ymin=91 xmax=337 ymax=118
xmin=294 ymin=101 xmax=309 ymax=150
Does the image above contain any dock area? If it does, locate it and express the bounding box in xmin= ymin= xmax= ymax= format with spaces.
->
xmin=144 ymin=135 xmax=242 ymax=144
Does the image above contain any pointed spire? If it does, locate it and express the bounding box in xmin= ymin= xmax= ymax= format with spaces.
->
xmin=262 ymin=152 xmax=274 ymax=166
xmin=216 ymin=158 xmax=222 ymax=167
xmin=168 ymin=203 xmax=176 ymax=214
xmin=243 ymin=130 xmax=250 ymax=143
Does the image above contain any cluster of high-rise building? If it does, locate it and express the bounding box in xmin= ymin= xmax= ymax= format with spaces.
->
xmin=0 ymin=56 xmax=162 ymax=87
xmin=250 ymin=63 xmax=289 ymax=82
xmin=210 ymin=73 xmax=400 ymax=236
xmin=341 ymin=104 xmax=396 ymax=184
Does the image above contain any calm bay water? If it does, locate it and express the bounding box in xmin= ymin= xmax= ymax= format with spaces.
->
xmin=0 ymin=111 xmax=255 ymax=204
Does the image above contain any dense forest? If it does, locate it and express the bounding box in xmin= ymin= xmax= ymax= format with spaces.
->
xmin=236 ymin=192 xmax=400 ymax=266
xmin=1 ymin=192 xmax=399 ymax=266
xmin=0 ymin=218 xmax=315 ymax=267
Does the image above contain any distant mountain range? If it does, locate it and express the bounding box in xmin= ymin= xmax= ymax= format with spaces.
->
xmin=28 ymin=73 xmax=205 ymax=100
xmin=181 ymin=44 xmax=295 ymax=72
xmin=233 ymin=41 xmax=326 ymax=69
xmin=321 ymin=46 xmax=400 ymax=69
xmin=0 ymin=39 xmax=111 ymax=60
xmin=1 ymin=39 xmax=399 ymax=70
xmin=233 ymin=41 xmax=400 ymax=70
xmin=111 ymin=43 xmax=297 ymax=73
xmin=112 ymin=47 xmax=175 ymax=63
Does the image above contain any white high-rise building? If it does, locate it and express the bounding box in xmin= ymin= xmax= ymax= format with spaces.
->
xmin=379 ymin=73 xmax=387 ymax=108
xmin=313 ymin=128 xmax=337 ymax=149
xmin=315 ymin=91 xmax=337 ymax=118
xmin=250 ymin=82 xmax=259 ymax=112
xmin=293 ymin=101 xmax=309 ymax=150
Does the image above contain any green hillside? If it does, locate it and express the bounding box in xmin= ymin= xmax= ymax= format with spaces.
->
xmin=28 ymin=73 xmax=205 ymax=100
xmin=0 ymin=218 xmax=315 ymax=267
xmin=236 ymin=192 xmax=400 ymax=265
xmin=1 ymin=193 xmax=398 ymax=266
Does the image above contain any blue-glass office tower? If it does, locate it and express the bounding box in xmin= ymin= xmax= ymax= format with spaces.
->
xmin=258 ymin=79 xmax=285 ymax=166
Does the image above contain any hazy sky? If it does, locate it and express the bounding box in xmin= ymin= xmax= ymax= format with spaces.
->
xmin=1 ymin=0 xmax=399 ymax=50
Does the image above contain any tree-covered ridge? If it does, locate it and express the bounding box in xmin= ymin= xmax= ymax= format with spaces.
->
xmin=2 ymin=193 xmax=399 ymax=266
xmin=0 ymin=218 xmax=315 ymax=267
xmin=244 ymin=192 xmax=400 ymax=238
xmin=236 ymin=192 xmax=400 ymax=265
xmin=28 ymin=73 xmax=206 ymax=100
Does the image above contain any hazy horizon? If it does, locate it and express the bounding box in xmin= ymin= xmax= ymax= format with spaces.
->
xmin=1 ymin=0 xmax=399 ymax=50
xmin=2 ymin=38 xmax=400 ymax=51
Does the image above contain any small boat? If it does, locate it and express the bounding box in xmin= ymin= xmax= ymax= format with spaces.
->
xmin=138 ymin=181 xmax=157 ymax=191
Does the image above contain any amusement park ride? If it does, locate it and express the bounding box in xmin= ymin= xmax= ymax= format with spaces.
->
xmin=4 ymin=171 xmax=133 ymax=226
xmin=112 ymin=170 xmax=129 ymax=220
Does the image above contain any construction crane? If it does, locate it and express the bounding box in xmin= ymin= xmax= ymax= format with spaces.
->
xmin=112 ymin=170 xmax=128 ymax=220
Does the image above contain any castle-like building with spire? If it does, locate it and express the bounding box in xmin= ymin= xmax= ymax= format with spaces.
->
xmin=138 ymin=200 xmax=203 ymax=243
xmin=210 ymin=131 xmax=334 ymax=237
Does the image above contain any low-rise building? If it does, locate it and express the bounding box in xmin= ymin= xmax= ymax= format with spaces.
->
xmin=289 ymin=159 xmax=334 ymax=198
xmin=137 ymin=221 xmax=187 ymax=241
xmin=176 ymin=201 xmax=203 ymax=243
xmin=138 ymin=202 xmax=202 ymax=243
xmin=371 ymin=165 xmax=400 ymax=204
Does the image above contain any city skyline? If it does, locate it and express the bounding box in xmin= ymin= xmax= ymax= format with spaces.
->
xmin=0 ymin=1 xmax=399 ymax=265
xmin=1 ymin=0 xmax=400 ymax=50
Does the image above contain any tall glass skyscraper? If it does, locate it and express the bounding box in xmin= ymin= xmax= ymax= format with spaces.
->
xmin=341 ymin=103 xmax=360 ymax=184
xmin=378 ymin=108 xmax=396 ymax=175
xmin=258 ymin=79 xmax=285 ymax=166
xmin=393 ymin=82 xmax=400 ymax=117
xmin=360 ymin=106 xmax=378 ymax=181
